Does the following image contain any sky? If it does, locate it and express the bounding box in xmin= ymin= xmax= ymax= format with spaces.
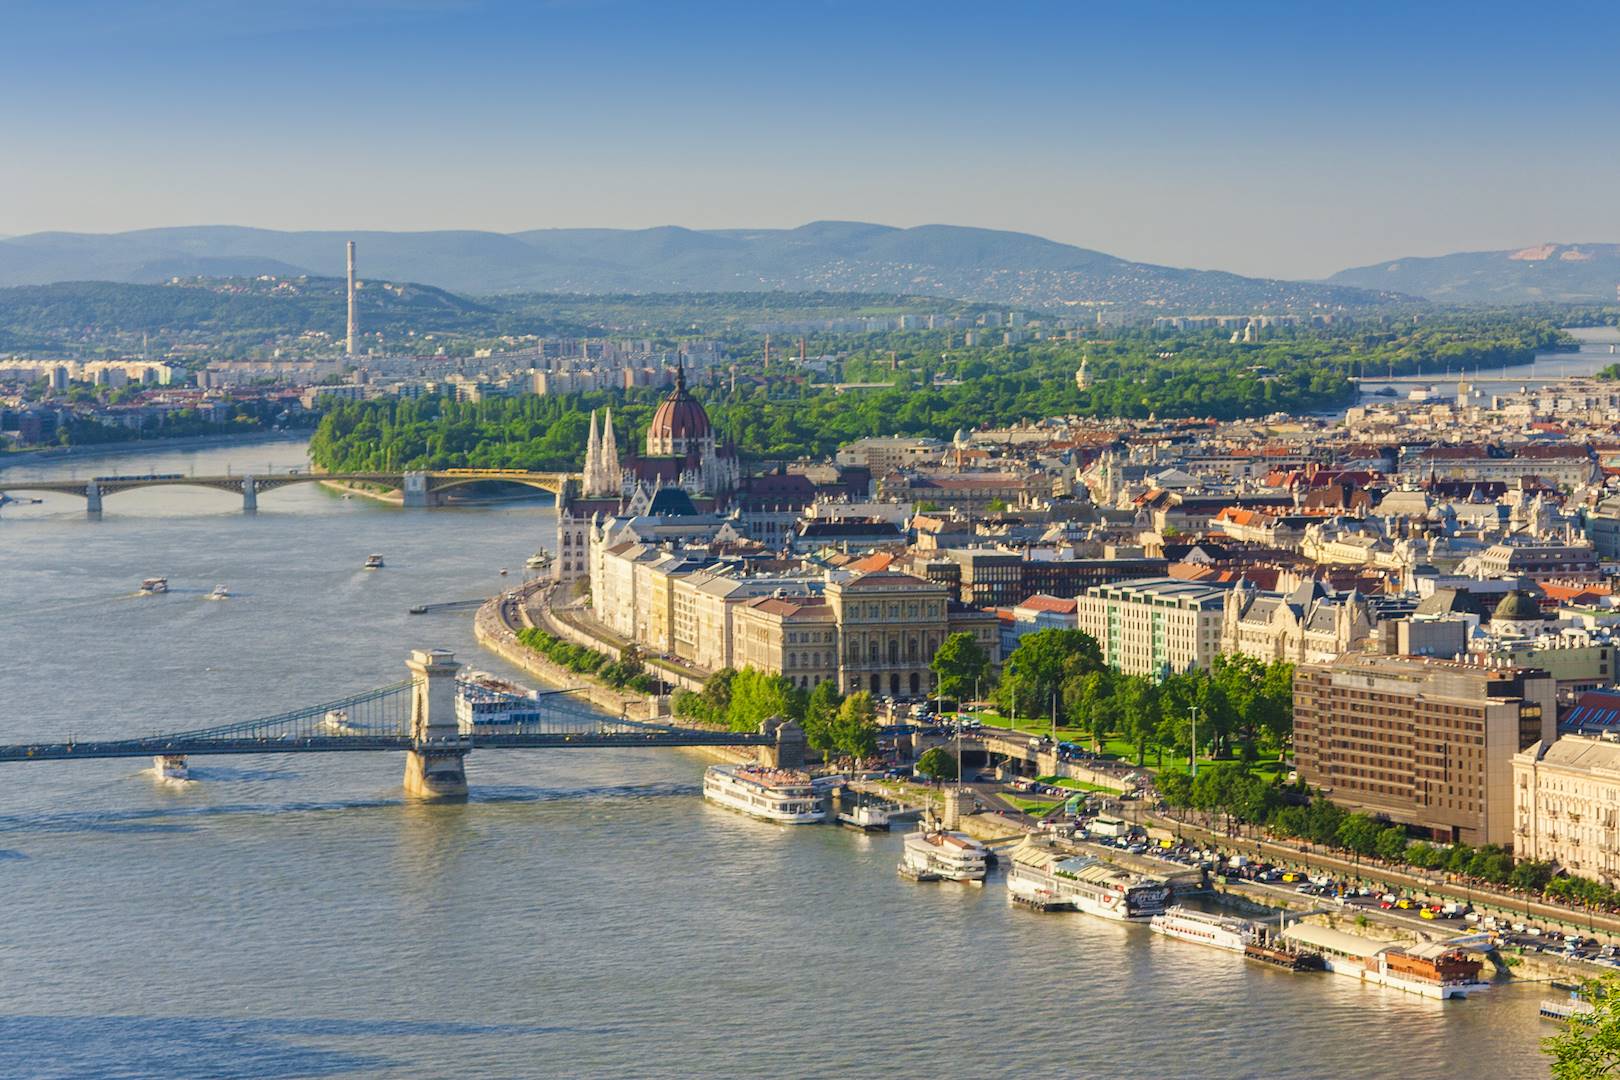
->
xmin=4 ymin=0 xmax=1620 ymax=280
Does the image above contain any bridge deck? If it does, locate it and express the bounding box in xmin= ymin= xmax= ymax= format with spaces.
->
xmin=0 ymin=731 xmax=770 ymax=762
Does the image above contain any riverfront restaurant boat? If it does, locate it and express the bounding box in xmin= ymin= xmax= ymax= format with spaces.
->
xmin=1005 ymin=836 xmax=1170 ymax=920
xmin=1281 ymin=923 xmax=1491 ymax=999
xmin=703 ymin=764 xmax=827 ymax=824
xmin=364 ymin=554 xmax=385 ymax=569
xmin=152 ymin=754 xmax=189 ymax=782
xmin=455 ymin=671 xmax=543 ymax=733
xmin=1150 ymin=906 xmax=1253 ymax=953
xmin=139 ymin=577 xmax=168 ymax=594
xmin=899 ymin=826 xmax=990 ymax=883
xmin=206 ymin=584 xmax=230 ymax=601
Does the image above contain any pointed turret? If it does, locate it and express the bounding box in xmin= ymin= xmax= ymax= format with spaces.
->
xmin=600 ymin=407 xmax=620 ymax=492
xmin=583 ymin=409 xmax=601 ymax=494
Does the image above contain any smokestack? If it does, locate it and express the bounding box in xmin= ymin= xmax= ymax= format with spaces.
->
xmin=346 ymin=240 xmax=357 ymax=357
xmin=763 ymin=334 xmax=771 ymax=369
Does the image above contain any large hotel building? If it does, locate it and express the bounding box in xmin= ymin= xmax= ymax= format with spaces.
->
xmin=1293 ymin=655 xmax=1554 ymax=845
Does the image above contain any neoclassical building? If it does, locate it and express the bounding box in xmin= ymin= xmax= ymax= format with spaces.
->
xmin=825 ymin=572 xmax=956 ymax=698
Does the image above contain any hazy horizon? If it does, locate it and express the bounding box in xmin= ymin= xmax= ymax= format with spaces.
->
xmin=7 ymin=0 xmax=1620 ymax=280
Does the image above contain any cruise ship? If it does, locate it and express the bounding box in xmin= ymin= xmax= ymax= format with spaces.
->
xmin=1281 ymin=924 xmax=1490 ymax=999
xmin=899 ymin=827 xmax=989 ymax=883
xmin=1005 ymin=837 xmax=1169 ymax=920
xmin=456 ymin=671 xmax=543 ymax=734
xmin=1150 ymin=906 xmax=1252 ymax=952
xmin=703 ymin=764 xmax=826 ymax=824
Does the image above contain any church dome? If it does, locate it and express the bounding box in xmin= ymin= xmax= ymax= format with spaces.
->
xmin=647 ymin=364 xmax=711 ymax=451
xmin=1492 ymin=589 xmax=1542 ymax=622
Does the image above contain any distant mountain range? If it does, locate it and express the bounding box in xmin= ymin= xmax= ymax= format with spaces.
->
xmin=0 ymin=222 xmax=1399 ymax=311
xmin=1329 ymin=243 xmax=1620 ymax=304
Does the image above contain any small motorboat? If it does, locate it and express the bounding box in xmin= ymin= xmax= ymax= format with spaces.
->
xmin=153 ymin=755 xmax=189 ymax=782
xmin=207 ymin=584 xmax=230 ymax=601
xmin=364 ymin=554 xmax=385 ymax=570
xmin=139 ymin=577 xmax=168 ymax=595
xmin=499 ymin=567 xmax=509 ymax=576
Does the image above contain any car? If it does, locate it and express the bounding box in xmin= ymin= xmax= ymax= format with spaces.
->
xmin=1395 ymin=898 xmax=1414 ymax=910
xmin=1420 ymin=908 xmax=1437 ymax=920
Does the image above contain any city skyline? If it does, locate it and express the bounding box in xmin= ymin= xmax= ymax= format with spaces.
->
xmin=6 ymin=0 xmax=1620 ymax=280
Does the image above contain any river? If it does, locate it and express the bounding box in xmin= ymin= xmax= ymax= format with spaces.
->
xmin=0 ymin=440 xmax=1554 ymax=1078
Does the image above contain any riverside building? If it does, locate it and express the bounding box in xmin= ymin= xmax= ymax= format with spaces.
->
xmin=1293 ymin=654 xmax=1555 ymax=845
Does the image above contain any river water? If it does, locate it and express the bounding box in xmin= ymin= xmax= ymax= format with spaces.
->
xmin=0 ymin=441 xmax=1553 ymax=1078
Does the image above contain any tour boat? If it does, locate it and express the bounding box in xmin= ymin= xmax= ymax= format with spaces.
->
xmin=320 ymin=709 xmax=355 ymax=733
xmin=1281 ymin=924 xmax=1490 ymax=999
xmin=364 ymin=554 xmax=385 ymax=569
xmin=1005 ymin=836 xmax=1169 ymax=920
xmin=1150 ymin=906 xmax=1252 ymax=953
xmin=152 ymin=754 xmax=189 ymax=782
xmin=206 ymin=584 xmax=230 ymax=601
xmin=837 ymin=801 xmax=891 ymax=832
xmin=899 ymin=826 xmax=989 ymax=883
xmin=139 ymin=577 xmax=168 ymax=595
xmin=456 ymin=670 xmax=543 ymax=733
xmin=702 ymin=764 xmax=826 ymax=824
xmin=525 ymin=550 xmax=553 ymax=570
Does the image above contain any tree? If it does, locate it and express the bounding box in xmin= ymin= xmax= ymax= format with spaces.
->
xmin=1336 ymin=813 xmax=1383 ymax=857
xmin=1064 ymin=669 xmax=1118 ymax=751
xmin=932 ymin=632 xmax=990 ymax=702
xmin=1115 ymin=675 xmax=1161 ymax=766
xmin=803 ymin=681 xmax=843 ymax=754
xmin=1374 ymin=826 xmax=1410 ymax=864
xmin=724 ymin=668 xmax=803 ymax=732
xmin=1544 ymin=976 xmax=1620 ymax=1078
xmin=916 ymin=746 xmax=958 ymax=781
xmin=998 ymin=629 xmax=1103 ymax=720
xmin=700 ymin=668 xmax=737 ymax=718
xmin=831 ymin=691 xmax=879 ymax=762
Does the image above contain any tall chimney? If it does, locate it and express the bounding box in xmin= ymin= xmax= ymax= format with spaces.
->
xmin=346 ymin=240 xmax=358 ymax=357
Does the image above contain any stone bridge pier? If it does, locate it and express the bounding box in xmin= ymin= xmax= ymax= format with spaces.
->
xmin=402 ymin=472 xmax=433 ymax=508
xmin=84 ymin=481 xmax=102 ymax=515
xmin=404 ymin=647 xmax=468 ymax=799
xmin=241 ymin=476 xmax=257 ymax=512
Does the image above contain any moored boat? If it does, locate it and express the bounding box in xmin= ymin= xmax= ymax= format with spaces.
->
xmin=1005 ymin=836 xmax=1168 ymax=920
xmin=1150 ymin=906 xmax=1252 ymax=952
xmin=703 ymin=764 xmax=826 ymax=824
xmin=1281 ymin=923 xmax=1490 ymax=999
xmin=837 ymin=800 xmax=891 ymax=832
xmin=899 ymin=826 xmax=989 ymax=884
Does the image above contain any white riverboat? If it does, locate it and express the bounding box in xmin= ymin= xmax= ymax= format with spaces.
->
xmin=456 ymin=671 xmax=543 ymax=733
xmin=1281 ymin=923 xmax=1490 ymax=999
xmin=525 ymin=550 xmax=553 ymax=571
xmin=364 ymin=553 xmax=385 ymax=570
xmin=1150 ymin=906 xmax=1252 ymax=953
xmin=1005 ymin=837 xmax=1169 ymax=920
xmin=139 ymin=577 xmax=168 ymax=595
xmin=152 ymin=755 xmax=189 ymax=782
xmin=206 ymin=584 xmax=230 ymax=601
xmin=703 ymin=764 xmax=826 ymax=824
xmin=899 ymin=826 xmax=989 ymax=883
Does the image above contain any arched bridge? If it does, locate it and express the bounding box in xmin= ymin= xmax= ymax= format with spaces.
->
xmin=0 ymin=468 xmax=579 ymax=513
xmin=0 ymin=648 xmax=781 ymax=800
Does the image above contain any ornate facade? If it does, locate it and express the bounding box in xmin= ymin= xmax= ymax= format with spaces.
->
xmin=1220 ymin=578 xmax=1375 ymax=665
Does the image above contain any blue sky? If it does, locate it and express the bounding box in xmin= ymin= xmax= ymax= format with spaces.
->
xmin=4 ymin=0 xmax=1619 ymax=278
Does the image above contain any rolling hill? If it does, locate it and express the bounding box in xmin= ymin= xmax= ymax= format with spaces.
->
xmin=1329 ymin=243 xmax=1620 ymax=304
xmin=0 ymin=222 xmax=1400 ymax=311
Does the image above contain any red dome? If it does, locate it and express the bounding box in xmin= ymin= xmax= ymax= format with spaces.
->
xmin=647 ymin=365 xmax=711 ymax=447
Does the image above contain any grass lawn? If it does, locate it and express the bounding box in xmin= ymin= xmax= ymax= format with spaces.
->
xmin=1036 ymin=776 xmax=1122 ymax=795
xmin=1004 ymin=797 xmax=1059 ymax=816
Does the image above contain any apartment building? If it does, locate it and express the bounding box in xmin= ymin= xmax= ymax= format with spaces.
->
xmin=1075 ymin=577 xmax=1229 ymax=675
xmin=1293 ymin=655 xmax=1555 ymax=845
xmin=1514 ymin=735 xmax=1620 ymax=885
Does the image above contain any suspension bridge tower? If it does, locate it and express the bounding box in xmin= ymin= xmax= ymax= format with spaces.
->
xmin=404 ymin=648 xmax=468 ymax=799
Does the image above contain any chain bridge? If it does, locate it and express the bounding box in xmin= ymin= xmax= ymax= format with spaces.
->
xmin=0 ymin=649 xmax=781 ymax=799
xmin=0 ymin=468 xmax=578 ymax=513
